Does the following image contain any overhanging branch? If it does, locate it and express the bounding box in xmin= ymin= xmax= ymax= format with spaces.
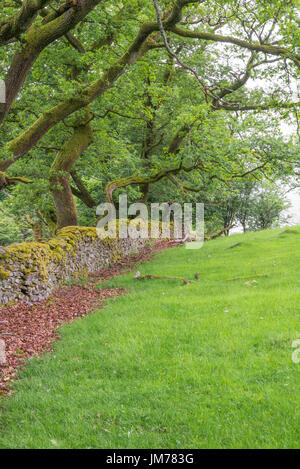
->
xmin=171 ymin=25 xmax=300 ymax=70
xmin=0 ymin=170 xmax=32 ymax=190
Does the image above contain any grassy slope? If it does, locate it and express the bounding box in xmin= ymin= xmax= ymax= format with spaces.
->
xmin=1 ymin=227 xmax=300 ymax=449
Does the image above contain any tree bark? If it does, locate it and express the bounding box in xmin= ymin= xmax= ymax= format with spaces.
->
xmin=50 ymin=111 xmax=93 ymax=229
xmin=0 ymin=0 xmax=51 ymax=46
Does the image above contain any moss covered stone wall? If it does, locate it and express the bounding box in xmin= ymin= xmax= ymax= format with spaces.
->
xmin=0 ymin=226 xmax=146 ymax=305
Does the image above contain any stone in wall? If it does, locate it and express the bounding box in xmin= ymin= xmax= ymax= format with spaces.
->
xmin=0 ymin=226 xmax=146 ymax=305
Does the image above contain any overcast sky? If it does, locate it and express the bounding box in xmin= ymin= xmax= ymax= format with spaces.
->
xmin=286 ymin=190 xmax=300 ymax=225
xmin=280 ymin=120 xmax=299 ymax=226
xmin=229 ymin=51 xmax=300 ymax=228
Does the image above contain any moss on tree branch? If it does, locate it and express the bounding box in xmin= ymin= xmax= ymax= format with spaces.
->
xmin=0 ymin=171 xmax=32 ymax=190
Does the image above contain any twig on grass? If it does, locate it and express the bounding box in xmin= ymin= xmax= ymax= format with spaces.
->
xmin=134 ymin=271 xmax=197 ymax=285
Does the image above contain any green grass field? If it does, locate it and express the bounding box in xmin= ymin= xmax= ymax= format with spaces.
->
xmin=1 ymin=227 xmax=300 ymax=449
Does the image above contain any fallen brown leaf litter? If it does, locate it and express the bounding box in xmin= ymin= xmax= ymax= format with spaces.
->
xmin=0 ymin=240 xmax=177 ymax=394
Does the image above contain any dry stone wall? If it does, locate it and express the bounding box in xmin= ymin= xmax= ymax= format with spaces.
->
xmin=0 ymin=227 xmax=146 ymax=305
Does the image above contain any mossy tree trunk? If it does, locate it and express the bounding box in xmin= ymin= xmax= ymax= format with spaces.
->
xmin=50 ymin=110 xmax=93 ymax=229
xmin=0 ymin=0 xmax=51 ymax=46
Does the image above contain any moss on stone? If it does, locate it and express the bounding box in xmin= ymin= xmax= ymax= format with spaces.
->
xmin=0 ymin=265 xmax=10 ymax=280
xmin=0 ymin=226 xmax=125 ymax=285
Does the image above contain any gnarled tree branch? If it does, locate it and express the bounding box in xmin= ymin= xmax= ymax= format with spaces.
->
xmin=0 ymin=0 xmax=51 ymax=46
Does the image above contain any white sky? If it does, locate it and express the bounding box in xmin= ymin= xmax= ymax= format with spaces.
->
xmin=286 ymin=190 xmax=300 ymax=225
xmin=247 ymin=74 xmax=300 ymax=227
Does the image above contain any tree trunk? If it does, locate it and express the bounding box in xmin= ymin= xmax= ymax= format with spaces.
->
xmin=50 ymin=173 xmax=79 ymax=229
xmin=50 ymin=111 xmax=93 ymax=229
